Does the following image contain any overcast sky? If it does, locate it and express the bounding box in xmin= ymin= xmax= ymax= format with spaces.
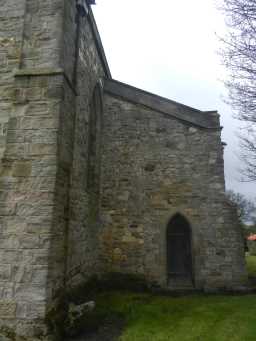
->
xmin=92 ymin=0 xmax=256 ymax=200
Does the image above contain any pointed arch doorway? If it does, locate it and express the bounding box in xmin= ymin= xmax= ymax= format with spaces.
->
xmin=167 ymin=214 xmax=193 ymax=285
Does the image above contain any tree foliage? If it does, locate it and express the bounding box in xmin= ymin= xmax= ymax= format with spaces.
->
xmin=226 ymin=189 xmax=256 ymax=224
xmin=221 ymin=0 xmax=256 ymax=181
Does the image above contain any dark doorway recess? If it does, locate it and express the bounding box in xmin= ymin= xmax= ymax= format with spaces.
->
xmin=167 ymin=214 xmax=193 ymax=286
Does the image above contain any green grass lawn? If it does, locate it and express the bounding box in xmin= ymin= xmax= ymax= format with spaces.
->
xmin=88 ymin=257 xmax=256 ymax=341
xmin=95 ymin=291 xmax=256 ymax=341
xmin=246 ymin=254 xmax=256 ymax=277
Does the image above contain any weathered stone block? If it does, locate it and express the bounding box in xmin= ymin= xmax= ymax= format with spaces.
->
xmin=21 ymin=116 xmax=59 ymax=129
xmin=31 ymin=266 xmax=48 ymax=285
xmin=0 ymin=266 xmax=11 ymax=282
xmin=0 ymin=202 xmax=16 ymax=216
xmin=17 ymin=234 xmax=40 ymax=249
xmin=5 ymin=142 xmax=25 ymax=157
xmin=14 ymin=283 xmax=46 ymax=302
xmin=27 ymin=143 xmax=57 ymax=156
xmin=0 ymin=282 xmax=15 ymax=300
xmin=0 ymin=301 xmax=16 ymax=319
xmin=12 ymin=161 xmax=32 ymax=177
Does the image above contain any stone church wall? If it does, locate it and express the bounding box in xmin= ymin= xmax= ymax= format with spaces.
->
xmin=0 ymin=0 xmax=26 ymax=160
xmin=0 ymin=1 xmax=247 ymax=339
xmin=0 ymin=0 xmax=65 ymax=337
xmin=99 ymin=89 xmax=246 ymax=290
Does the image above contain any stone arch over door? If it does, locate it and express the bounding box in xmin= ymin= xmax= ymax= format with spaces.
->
xmin=166 ymin=213 xmax=193 ymax=287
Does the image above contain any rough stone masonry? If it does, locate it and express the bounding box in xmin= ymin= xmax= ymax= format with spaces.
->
xmin=0 ymin=0 xmax=247 ymax=339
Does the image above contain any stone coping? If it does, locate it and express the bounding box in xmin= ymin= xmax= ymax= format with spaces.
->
xmin=88 ymin=7 xmax=111 ymax=79
xmin=104 ymin=78 xmax=221 ymax=130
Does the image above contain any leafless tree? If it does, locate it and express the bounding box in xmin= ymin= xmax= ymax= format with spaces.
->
xmin=220 ymin=0 xmax=256 ymax=181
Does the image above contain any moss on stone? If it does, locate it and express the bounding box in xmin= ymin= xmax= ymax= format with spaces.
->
xmin=0 ymin=326 xmax=27 ymax=341
xmin=0 ymin=326 xmax=16 ymax=341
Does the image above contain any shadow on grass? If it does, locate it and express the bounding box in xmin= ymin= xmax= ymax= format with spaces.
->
xmin=93 ymin=291 xmax=256 ymax=341
xmin=65 ymin=258 xmax=256 ymax=340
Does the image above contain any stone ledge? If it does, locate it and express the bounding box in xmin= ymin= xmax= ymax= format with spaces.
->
xmin=14 ymin=68 xmax=64 ymax=77
xmin=14 ymin=68 xmax=77 ymax=95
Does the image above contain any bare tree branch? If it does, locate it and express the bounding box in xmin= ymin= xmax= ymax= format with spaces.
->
xmin=220 ymin=0 xmax=256 ymax=181
xmin=226 ymin=189 xmax=256 ymax=223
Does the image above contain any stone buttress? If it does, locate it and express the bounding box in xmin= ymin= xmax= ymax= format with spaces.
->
xmin=0 ymin=0 xmax=109 ymax=338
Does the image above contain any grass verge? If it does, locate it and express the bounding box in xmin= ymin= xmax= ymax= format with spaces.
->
xmin=246 ymin=254 xmax=256 ymax=277
xmin=94 ymin=291 xmax=256 ymax=341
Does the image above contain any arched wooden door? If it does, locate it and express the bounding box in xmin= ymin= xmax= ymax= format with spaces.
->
xmin=167 ymin=214 xmax=193 ymax=282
